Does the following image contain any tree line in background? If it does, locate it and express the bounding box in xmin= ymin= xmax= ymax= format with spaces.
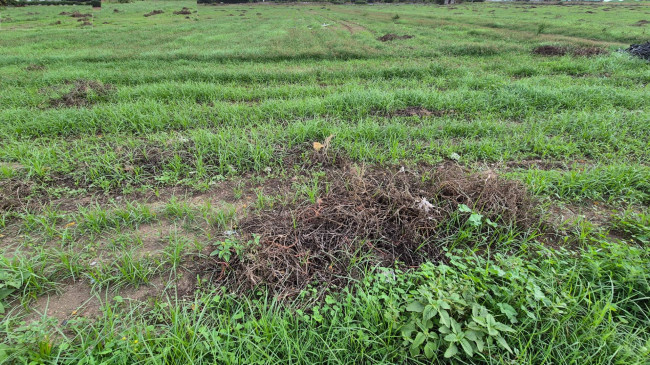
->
xmin=1 ymin=0 xmax=99 ymax=6
xmin=197 ymin=0 xmax=485 ymax=4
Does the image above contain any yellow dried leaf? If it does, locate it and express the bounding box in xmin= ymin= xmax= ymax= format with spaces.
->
xmin=313 ymin=142 xmax=324 ymax=151
xmin=71 ymin=310 xmax=78 ymax=315
xmin=64 ymin=222 xmax=76 ymax=228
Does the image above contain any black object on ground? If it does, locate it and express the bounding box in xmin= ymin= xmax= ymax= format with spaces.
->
xmin=626 ymin=42 xmax=650 ymax=61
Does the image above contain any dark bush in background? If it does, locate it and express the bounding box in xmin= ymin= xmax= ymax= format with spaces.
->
xmin=4 ymin=0 xmax=94 ymax=5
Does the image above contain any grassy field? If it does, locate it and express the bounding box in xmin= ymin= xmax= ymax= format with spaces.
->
xmin=1 ymin=0 xmax=649 ymax=363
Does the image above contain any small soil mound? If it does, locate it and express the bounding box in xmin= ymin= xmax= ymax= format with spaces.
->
xmin=25 ymin=64 xmax=45 ymax=71
xmin=626 ymin=42 xmax=650 ymax=61
xmin=633 ymin=20 xmax=650 ymax=27
xmin=50 ymin=20 xmax=62 ymax=25
xmin=532 ymin=45 xmax=567 ymax=56
xmin=80 ymin=21 xmax=92 ymax=27
xmin=49 ymin=80 xmax=115 ymax=108
xmin=144 ymin=10 xmax=164 ymax=17
xmin=70 ymin=11 xmax=92 ymax=18
xmin=59 ymin=11 xmax=72 ymax=15
xmin=378 ymin=33 xmax=414 ymax=42
xmin=572 ymin=47 xmax=607 ymax=57
xmin=215 ymin=163 xmax=536 ymax=298
xmin=113 ymin=9 xmax=120 ymax=13
xmin=173 ymin=7 xmax=192 ymax=15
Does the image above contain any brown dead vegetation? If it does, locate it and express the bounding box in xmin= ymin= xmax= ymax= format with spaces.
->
xmin=381 ymin=107 xmax=456 ymax=118
xmin=211 ymin=162 xmax=536 ymax=299
xmin=532 ymin=45 xmax=568 ymax=56
xmin=70 ymin=11 xmax=92 ymax=18
xmin=378 ymin=33 xmax=414 ymax=42
xmin=174 ymin=7 xmax=192 ymax=15
xmin=25 ymin=64 xmax=46 ymax=71
xmin=144 ymin=10 xmax=164 ymax=17
xmin=48 ymin=80 xmax=115 ymax=108
xmin=532 ymin=45 xmax=608 ymax=57
xmin=572 ymin=47 xmax=608 ymax=57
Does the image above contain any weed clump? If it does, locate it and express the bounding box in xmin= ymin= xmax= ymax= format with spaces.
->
xmin=219 ymin=163 xmax=536 ymax=298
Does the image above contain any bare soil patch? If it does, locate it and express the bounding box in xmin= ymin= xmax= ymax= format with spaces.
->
xmin=0 ymin=179 xmax=32 ymax=212
xmin=633 ymin=20 xmax=650 ymax=26
xmin=26 ymin=275 xmax=194 ymax=324
xmin=144 ymin=10 xmax=164 ymax=17
xmin=48 ymin=80 xmax=115 ymax=108
xmin=378 ymin=33 xmax=414 ymax=42
xmin=29 ymin=282 xmax=100 ymax=323
xmin=208 ymin=162 xmax=536 ymax=299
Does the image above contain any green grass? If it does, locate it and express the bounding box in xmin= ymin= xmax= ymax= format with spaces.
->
xmin=0 ymin=1 xmax=649 ymax=363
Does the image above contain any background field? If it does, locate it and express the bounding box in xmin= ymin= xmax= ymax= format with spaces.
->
xmin=0 ymin=1 xmax=649 ymax=363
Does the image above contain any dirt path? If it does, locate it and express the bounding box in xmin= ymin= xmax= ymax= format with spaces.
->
xmin=338 ymin=20 xmax=369 ymax=35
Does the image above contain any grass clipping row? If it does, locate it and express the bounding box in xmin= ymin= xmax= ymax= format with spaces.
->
xmin=218 ymin=163 xmax=536 ymax=299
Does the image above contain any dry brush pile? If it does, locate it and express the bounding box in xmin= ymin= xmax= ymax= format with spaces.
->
xmin=212 ymin=162 xmax=537 ymax=299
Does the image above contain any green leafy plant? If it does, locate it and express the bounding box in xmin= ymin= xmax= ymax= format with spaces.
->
xmin=210 ymin=235 xmax=260 ymax=263
xmin=402 ymin=284 xmax=514 ymax=360
xmin=458 ymin=204 xmax=497 ymax=228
